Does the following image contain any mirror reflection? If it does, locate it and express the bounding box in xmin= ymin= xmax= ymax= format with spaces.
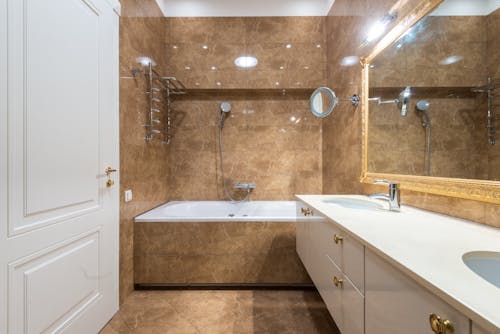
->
xmin=368 ymin=0 xmax=499 ymax=180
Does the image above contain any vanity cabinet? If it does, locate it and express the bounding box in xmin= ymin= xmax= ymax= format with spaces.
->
xmin=365 ymin=248 xmax=470 ymax=334
xmin=296 ymin=200 xmax=481 ymax=334
xmin=296 ymin=203 xmax=364 ymax=334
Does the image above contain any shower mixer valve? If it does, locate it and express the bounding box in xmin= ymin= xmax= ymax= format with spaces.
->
xmin=233 ymin=183 xmax=257 ymax=190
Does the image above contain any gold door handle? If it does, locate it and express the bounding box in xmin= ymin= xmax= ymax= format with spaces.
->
xmin=105 ymin=167 xmax=117 ymax=175
xmin=429 ymin=314 xmax=454 ymax=334
xmin=301 ymin=207 xmax=313 ymax=216
xmin=333 ymin=276 xmax=343 ymax=287
xmin=333 ymin=234 xmax=344 ymax=244
xmin=105 ymin=167 xmax=117 ymax=187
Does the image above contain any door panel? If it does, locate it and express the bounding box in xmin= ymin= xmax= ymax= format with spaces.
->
xmin=9 ymin=231 xmax=101 ymax=334
xmin=0 ymin=0 xmax=119 ymax=332
xmin=8 ymin=0 xmax=104 ymax=236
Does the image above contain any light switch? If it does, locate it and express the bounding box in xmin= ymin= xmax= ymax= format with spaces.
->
xmin=124 ymin=189 xmax=133 ymax=202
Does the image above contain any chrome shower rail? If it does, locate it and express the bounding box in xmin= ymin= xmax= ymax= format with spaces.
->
xmin=131 ymin=57 xmax=187 ymax=144
xmin=473 ymin=77 xmax=498 ymax=145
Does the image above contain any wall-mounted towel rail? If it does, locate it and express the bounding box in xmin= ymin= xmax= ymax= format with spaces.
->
xmin=131 ymin=57 xmax=187 ymax=144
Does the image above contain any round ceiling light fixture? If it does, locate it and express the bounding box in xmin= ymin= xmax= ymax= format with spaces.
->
xmin=234 ymin=56 xmax=258 ymax=68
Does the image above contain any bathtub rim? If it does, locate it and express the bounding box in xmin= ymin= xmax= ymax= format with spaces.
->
xmin=134 ymin=200 xmax=298 ymax=223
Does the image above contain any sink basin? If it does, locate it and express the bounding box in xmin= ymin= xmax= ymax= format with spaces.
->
xmin=322 ymin=197 xmax=384 ymax=210
xmin=463 ymin=251 xmax=500 ymax=289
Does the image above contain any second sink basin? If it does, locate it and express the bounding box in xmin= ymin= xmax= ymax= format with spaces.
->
xmin=322 ymin=196 xmax=384 ymax=210
xmin=463 ymin=251 xmax=500 ymax=289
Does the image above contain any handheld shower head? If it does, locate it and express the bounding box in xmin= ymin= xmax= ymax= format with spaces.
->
xmin=415 ymin=100 xmax=431 ymax=127
xmin=416 ymin=100 xmax=430 ymax=112
xmin=218 ymin=102 xmax=232 ymax=129
xmin=220 ymin=102 xmax=232 ymax=113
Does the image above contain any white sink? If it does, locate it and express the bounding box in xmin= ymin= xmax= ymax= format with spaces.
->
xmin=463 ymin=251 xmax=500 ymax=289
xmin=322 ymin=197 xmax=384 ymax=210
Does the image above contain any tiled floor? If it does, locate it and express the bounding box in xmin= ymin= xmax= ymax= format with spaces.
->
xmin=100 ymin=290 xmax=339 ymax=334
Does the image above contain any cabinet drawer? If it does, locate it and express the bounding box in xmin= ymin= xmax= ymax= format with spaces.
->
xmin=312 ymin=219 xmax=364 ymax=293
xmin=338 ymin=269 xmax=364 ymax=334
xmin=365 ymin=249 xmax=470 ymax=334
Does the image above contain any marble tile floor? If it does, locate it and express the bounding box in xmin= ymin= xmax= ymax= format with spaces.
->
xmin=100 ymin=290 xmax=339 ymax=334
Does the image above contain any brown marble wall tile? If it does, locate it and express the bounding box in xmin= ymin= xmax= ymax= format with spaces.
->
xmin=120 ymin=0 xmax=164 ymax=17
xmin=167 ymin=92 xmax=322 ymax=201
xmin=119 ymin=18 xmax=169 ymax=304
xmin=120 ymin=17 xmax=166 ymax=77
xmin=323 ymin=0 xmax=500 ymax=229
xmin=165 ymin=17 xmax=326 ymax=89
xmin=135 ymin=222 xmax=311 ymax=284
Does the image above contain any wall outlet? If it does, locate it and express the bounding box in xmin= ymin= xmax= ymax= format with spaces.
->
xmin=124 ymin=190 xmax=133 ymax=202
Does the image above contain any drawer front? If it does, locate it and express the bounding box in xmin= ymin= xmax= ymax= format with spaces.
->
xmin=340 ymin=231 xmax=365 ymax=294
xmin=365 ymin=249 xmax=470 ymax=334
xmin=314 ymin=219 xmax=364 ymax=293
xmin=339 ymin=272 xmax=364 ymax=334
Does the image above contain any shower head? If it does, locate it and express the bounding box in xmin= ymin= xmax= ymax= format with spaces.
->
xmin=220 ymin=102 xmax=232 ymax=113
xmin=416 ymin=100 xmax=430 ymax=112
xmin=415 ymin=100 xmax=431 ymax=127
xmin=218 ymin=102 xmax=232 ymax=129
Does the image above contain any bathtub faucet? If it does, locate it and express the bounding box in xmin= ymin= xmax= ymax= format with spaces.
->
xmin=233 ymin=183 xmax=256 ymax=190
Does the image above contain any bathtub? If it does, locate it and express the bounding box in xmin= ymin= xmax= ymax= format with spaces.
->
xmin=134 ymin=201 xmax=297 ymax=223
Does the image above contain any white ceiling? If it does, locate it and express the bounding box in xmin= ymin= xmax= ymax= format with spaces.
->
xmin=155 ymin=0 xmax=336 ymax=17
xmin=430 ymin=0 xmax=500 ymax=16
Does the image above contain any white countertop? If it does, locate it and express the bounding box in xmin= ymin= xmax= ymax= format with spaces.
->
xmin=296 ymin=195 xmax=500 ymax=333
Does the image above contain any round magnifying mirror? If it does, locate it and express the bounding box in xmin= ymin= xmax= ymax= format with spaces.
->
xmin=310 ymin=87 xmax=338 ymax=118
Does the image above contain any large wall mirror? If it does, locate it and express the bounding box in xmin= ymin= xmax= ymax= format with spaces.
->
xmin=361 ymin=0 xmax=500 ymax=203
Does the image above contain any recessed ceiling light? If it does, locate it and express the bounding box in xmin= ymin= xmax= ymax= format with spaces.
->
xmin=202 ymin=45 xmax=208 ymax=49
xmin=234 ymin=56 xmax=258 ymax=68
xmin=275 ymin=82 xmax=280 ymax=86
xmin=216 ymin=82 xmax=222 ymax=86
xmin=195 ymin=82 xmax=200 ymax=86
xmin=304 ymin=66 xmax=310 ymax=70
xmin=211 ymin=66 xmax=217 ymax=70
xmin=285 ymin=44 xmax=292 ymax=49
xmin=184 ymin=66 xmax=191 ymax=70
xmin=172 ymin=45 xmax=178 ymax=49
xmin=316 ymin=44 xmax=321 ymax=48
xmin=279 ymin=66 xmax=285 ymax=70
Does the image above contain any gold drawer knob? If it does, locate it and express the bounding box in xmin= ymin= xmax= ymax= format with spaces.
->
xmin=301 ymin=207 xmax=313 ymax=216
xmin=333 ymin=234 xmax=344 ymax=244
xmin=333 ymin=276 xmax=343 ymax=287
xmin=429 ymin=314 xmax=454 ymax=334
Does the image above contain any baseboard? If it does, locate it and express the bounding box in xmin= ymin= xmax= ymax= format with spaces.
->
xmin=134 ymin=283 xmax=316 ymax=290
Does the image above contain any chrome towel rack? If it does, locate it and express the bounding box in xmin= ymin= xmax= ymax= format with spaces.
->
xmin=131 ymin=57 xmax=187 ymax=144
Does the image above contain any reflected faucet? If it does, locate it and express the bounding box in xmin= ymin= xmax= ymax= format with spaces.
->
xmin=398 ymin=87 xmax=411 ymax=117
xmin=368 ymin=180 xmax=401 ymax=212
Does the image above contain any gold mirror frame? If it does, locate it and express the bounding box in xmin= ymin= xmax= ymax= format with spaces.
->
xmin=359 ymin=0 xmax=500 ymax=204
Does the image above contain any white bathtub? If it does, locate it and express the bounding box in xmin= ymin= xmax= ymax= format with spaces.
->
xmin=134 ymin=201 xmax=297 ymax=222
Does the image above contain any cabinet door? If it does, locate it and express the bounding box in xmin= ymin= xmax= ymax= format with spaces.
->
xmin=365 ymin=249 xmax=470 ymax=334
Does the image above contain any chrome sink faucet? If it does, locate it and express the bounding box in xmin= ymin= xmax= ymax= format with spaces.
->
xmin=368 ymin=180 xmax=401 ymax=212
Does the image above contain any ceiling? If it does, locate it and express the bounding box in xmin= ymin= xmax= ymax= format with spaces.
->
xmin=155 ymin=0 xmax=336 ymax=17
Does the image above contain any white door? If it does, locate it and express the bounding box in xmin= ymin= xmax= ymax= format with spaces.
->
xmin=0 ymin=0 xmax=120 ymax=333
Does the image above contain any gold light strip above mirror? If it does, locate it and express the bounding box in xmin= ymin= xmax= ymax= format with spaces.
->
xmin=359 ymin=0 xmax=500 ymax=205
